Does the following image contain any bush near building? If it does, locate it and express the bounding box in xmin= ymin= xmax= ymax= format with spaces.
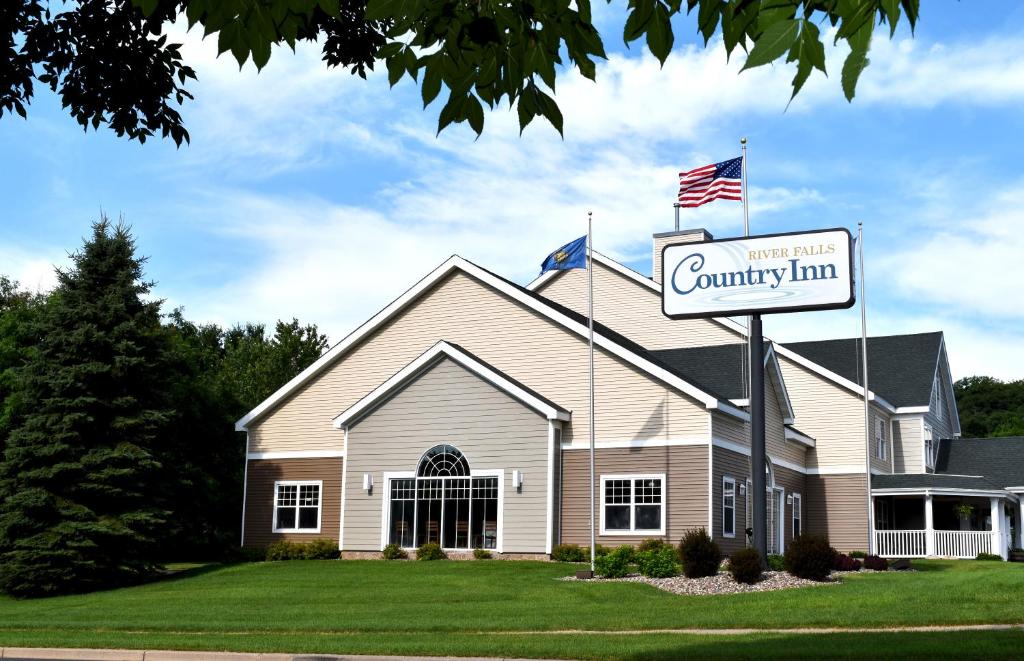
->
xmin=784 ymin=534 xmax=836 ymax=581
xmin=728 ymin=548 xmax=763 ymax=584
xmin=678 ymin=528 xmax=721 ymax=578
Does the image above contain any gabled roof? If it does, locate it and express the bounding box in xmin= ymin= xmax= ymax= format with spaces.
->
xmin=333 ymin=341 xmax=571 ymax=429
xmin=784 ymin=332 xmax=944 ymax=408
xmin=649 ymin=342 xmax=795 ymax=424
xmin=526 ymin=250 xmax=900 ymax=411
xmin=235 ymin=255 xmax=748 ymax=431
xmin=935 ymin=437 xmax=1024 ymax=490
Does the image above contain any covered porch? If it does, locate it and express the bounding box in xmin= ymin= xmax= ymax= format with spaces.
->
xmin=871 ymin=474 xmax=1021 ymax=560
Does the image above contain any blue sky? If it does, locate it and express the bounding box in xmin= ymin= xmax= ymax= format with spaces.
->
xmin=3 ymin=4 xmax=1024 ymax=380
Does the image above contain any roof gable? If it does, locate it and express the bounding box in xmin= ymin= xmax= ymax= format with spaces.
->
xmin=235 ymin=256 xmax=745 ymax=431
xmin=333 ymin=341 xmax=570 ymax=428
xmin=784 ymin=332 xmax=944 ymax=408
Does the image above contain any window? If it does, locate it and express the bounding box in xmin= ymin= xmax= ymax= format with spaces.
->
xmin=386 ymin=445 xmax=499 ymax=550
xmin=722 ymin=477 xmax=736 ymax=538
xmin=792 ymin=493 xmax=802 ymax=537
xmin=932 ymin=376 xmax=944 ymax=422
xmin=601 ymin=475 xmax=665 ymax=534
xmin=875 ymin=418 xmax=887 ymax=461
xmin=924 ymin=425 xmax=937 ymax=470
xmin=274 ymin=481 xmax=322 ymax=532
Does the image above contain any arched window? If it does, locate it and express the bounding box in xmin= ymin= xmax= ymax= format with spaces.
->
xmin=417 ymin=444 xmax=470 ymax=477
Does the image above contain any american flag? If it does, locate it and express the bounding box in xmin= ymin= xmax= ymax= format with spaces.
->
xmin=678 ymin=157 xmax=743 ymax=207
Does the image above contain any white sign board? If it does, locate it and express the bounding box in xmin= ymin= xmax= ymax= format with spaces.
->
xmin=662 ymin=228 xmax=855 ymax=319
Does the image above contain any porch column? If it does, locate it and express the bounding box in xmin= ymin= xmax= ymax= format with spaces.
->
xmin=924 ymin=493 xmax=935 ymax=557
xmin=1017 ymin=501 xmax=1024 ymax=549
xmin=990 ymin=497 xmax=1006 ymax=560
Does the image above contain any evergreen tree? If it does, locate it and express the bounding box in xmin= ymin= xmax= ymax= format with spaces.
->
xmin=0 ymin=277 xmax=44 ymax=453
xmin=0 ymin=219 xmax=172 ymax=597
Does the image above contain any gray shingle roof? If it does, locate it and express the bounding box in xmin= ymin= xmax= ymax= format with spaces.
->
xmin=650 ymin=344 xmax=756 ymax=400
xmin=872 ymin=473 xmax=1003 ymax=491
xmin=783 ymin=332 xmax=943 ymax=407
xmin=935 ymin=437 xmax=1024 ymax=489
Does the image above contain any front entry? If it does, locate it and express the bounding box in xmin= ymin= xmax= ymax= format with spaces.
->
xmin=386 ymin=444 xmax=500 ymax=551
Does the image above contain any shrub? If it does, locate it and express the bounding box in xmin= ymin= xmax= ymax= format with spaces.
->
xmin=766 ymin=553 xmax=785 ymax=571
xmin=728 ymin=548 xmax=763 ymax=585
xmin=382 ymin=543 xmax=408 ymax=560
xmin=636 ymin=546 xmax=680 ymax=578
xmin=833 ymin=553 xmax=863 ymax=571
xmin=473 ymin=548 xmax=493 ymax=560
xmin=416 ymin=543 xmax=447 ymax=561
xmin=595 ymin=545 xmax=635 ymax=578
xmin=302 ymin=539 xmax=341 ymax=560
xmin=637 ymin=538 xmax=670 ymax=554
xmin=784 ymin=534 xmax=836 ymax=581
xmin=585 ymin=544 xmax=611 ymax=562
xmin=976 ymin=553 xmax=1003 ymax=561
xmin=551 ymin=543 xmax=587 ymax=562
xmin=265 ymin=541 xmax=304 ymax=561
xmin=848 ymin=550 xmax=867 ymax=559
xmin=863 ymin=555 xmax=888 ymax=571
xmin=679 ymin=528 xmax=721 ymax=578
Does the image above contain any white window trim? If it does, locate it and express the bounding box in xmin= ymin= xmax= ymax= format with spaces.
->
xmin=875 ymin=419 xmax=887 ymax=461
xmin=272 ymin=480 xmax=323 ymax=534
xmin=599 ymin=473 xmax=667 ymax=536
xmin=722 ymin=476 xmax=736 ymax=538
xmin=378 ymin=469 xmax=505 ymax=553
xmin=792 ymin=493 xmax=802 ymax=538
xmin=924 ymin=424 xmax=936 ymax=470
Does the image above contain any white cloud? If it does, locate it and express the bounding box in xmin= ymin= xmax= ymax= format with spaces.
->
xmin=0 ymin=246 xmax=65 ymax=293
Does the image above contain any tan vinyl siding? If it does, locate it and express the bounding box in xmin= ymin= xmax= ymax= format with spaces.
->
xmin=805 ymin=473 xmax=869 ymax=553
xmin=561 ymin=445 xmax=707 ymax=546
xmin=777 ymin=355 xmax=867 ymax=471
xmin=893 ymin=416 xmax=924 ymax=473
xmin=712 ymin=446 xmax=748 ymax=555
xmin=343 ymin=357 xmax=550 ymax=553
xmin=248 ymin=271 xmax=710 ymax=453
xmin=243 ymin=457 xmax=342 ymax=548
xmin=535 ymin=261 xmax=741 ymax=349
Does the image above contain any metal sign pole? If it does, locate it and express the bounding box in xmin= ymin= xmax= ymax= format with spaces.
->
xmin=750 ymin=314 xmax=767 ymax=563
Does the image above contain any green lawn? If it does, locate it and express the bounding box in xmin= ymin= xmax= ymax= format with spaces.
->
xmin=0 ymin=559 xmax=1021 ymax=659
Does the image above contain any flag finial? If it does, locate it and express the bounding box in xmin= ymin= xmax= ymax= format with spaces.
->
xmin=740 ymin=136 xmax=747 ymax=145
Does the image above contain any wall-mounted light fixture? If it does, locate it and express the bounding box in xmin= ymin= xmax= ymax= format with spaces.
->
xmin=363 ymin=473 xmax=373 ymax=492
xmin=786 ymin=494 xmax=793 ymax=505
xmin=512 ymin=470 xmax=523 ymax=489
xmin=738 ymin=483 xmax=747 ymax=496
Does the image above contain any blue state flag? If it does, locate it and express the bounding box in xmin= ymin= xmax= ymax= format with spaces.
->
xmin=540 ymin=236 xmax=587 ymax=274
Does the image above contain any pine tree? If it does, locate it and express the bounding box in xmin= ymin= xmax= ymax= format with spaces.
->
xmin=0 ymin=218 xmax=172 ymax=597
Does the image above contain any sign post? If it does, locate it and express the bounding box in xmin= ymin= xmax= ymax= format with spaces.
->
xmin=661 ymin=228 xmax=855 ymax=561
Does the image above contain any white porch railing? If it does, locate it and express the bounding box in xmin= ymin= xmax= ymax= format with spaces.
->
xmin=875 ymin=530 xmax=996 ymax=559
xmin=934 ymin=530 xmax=992 ymax=558
xmin=875 ymin=530 xmax=927 ymax=558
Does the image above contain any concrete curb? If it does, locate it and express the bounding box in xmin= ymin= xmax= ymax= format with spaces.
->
xmin=0 ymin=650 xmax=561 ymax=661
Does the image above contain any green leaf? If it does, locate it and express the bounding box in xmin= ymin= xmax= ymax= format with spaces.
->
xmin=881 ymin=0 xmax=901 ymax=36
xmin=646 ymin=4 xmax=674 ymax=65
xmin=365 ymin=0 xmax=418 ymax=21
xmin=134 ymin=0 xmax=159 ymax=16
xmin=841 ymin=22 xmax=873 ymax=101
xmin=437 ymin=93 xmax=463 ymax=135
xmin=466 ymin=95 xmax=485 ymax=136
xmin=741 ymin=18 xmax=799 ymax=71
xmin=386 ymin=56 xmax=405 ymax=87
xmin=535 ymin=89 xmax=564 ymax=137
xmin=251 ymin=40 xmax=272 ymax=70
xmin=421 ymin=64 xmax=443 ymax=107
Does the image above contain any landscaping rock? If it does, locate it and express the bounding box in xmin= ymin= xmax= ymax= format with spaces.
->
xmin=563 ymin=570 xmax=842 ymax=595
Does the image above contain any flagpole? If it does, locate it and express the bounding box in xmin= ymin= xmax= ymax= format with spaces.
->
xmin=587 ymin=211 xmax=597 ymax=576
xmin=674 ymin=203 xmax=680 ymax=231
xmin=858 ymin=221 xmax=874 ymax=555
xmin=741 ymin=138 xmax=751 ymax=398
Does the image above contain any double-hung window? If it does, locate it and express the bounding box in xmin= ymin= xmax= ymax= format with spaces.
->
xmin=273 ymin=481 xmax=322 ymax=533
xmin=792 ymin=493 xmax=802 ymax=537
xmin=601 ymin=475 xmax=665 ymax=534
xmin=924 ymin=425 xmax=937 ymax=470
xmin=875 ymin=419 xmax=888 ymax=461
xmin=722 ymin=477 xmax=736 ymax=538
